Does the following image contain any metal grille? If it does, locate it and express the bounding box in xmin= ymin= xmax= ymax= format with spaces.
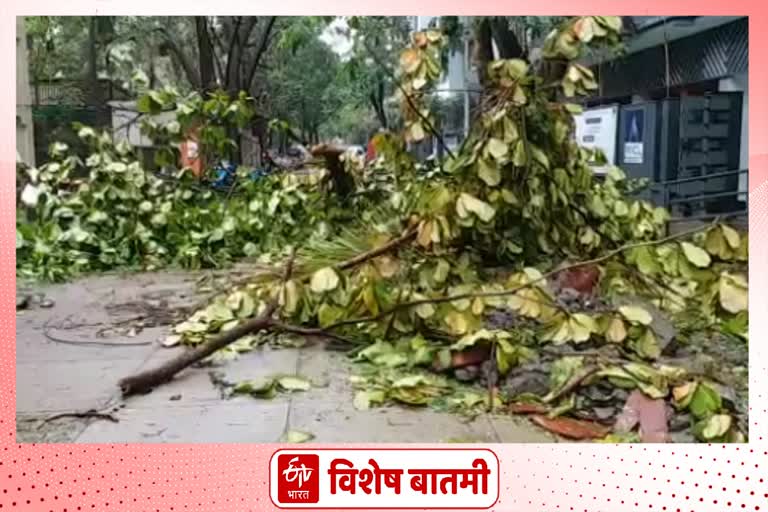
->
xmin=596 ymin=18 xmax=747 ymax=98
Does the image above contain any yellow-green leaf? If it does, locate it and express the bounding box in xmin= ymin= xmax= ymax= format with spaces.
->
xmin=281 ymin=430 xmax=314 ymax=443
xmin=310 ymin=267 xmax=340 ymax=293
xmin=487 ymin=138 xmax=508 ymax=160
xmin=719 ymin=273 xmax=748 ymax=314
xmin=278 ymin=376 xmax=311 ymax=391
xmin=618 ymin=305 xmax=653 ymax=326
xmin=721 ymin=224 xmax=741 ymax=249
xmin=569 ymin=313 xmax=596 ymax=343
xmin=698 ymin=414 xmax=732 ymax=440
xmin=513 ymin=140 xmax=527 ymax=166
xmin=409 ymin=121 xmax=425 ymax=141
xmin=681 ymin=242 xmax=711 ymax=268
xmin=445 ymin=310 xmax=469 ymax=335
xmin=477 ymin=159 xmax=501 ymax=186
xmin=456 ymin=193 xmax=495 ymax=223
xmin=605 ymin=316 xmax=627 ymax=343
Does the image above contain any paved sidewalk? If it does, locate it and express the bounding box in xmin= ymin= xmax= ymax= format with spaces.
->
xmin=16 ymin=271 xmax=554 ymax=444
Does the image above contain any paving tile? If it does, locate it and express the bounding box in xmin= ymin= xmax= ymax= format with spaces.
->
xmin=16 ymin=359 xmax=139 ymax=413
xmin=488 ymin=414 xmax=557 ymax=443
xmin=75 ymin=399 xmax=289 ymax=443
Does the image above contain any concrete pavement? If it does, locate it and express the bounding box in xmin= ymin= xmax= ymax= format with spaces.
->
xmin=16 ymin=271 xmax=553 ymax=444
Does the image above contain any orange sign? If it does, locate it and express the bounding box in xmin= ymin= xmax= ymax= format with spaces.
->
xmin=179 ymin=128 xmax=203 ymax=177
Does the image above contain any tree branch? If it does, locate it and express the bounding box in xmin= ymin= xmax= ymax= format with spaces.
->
xmin=323 ymin=220 xmax=717 ymax=331
xmin=224 ymin=16 xmax=243 ymax=89
xmin=118 ymin=249 xmax=297 ymax=397
xmin=361 ymin=38 xmax=455 ymax=159
xmin=154 ymin=27 xmax=201 ymax=89
xmin=245 ymin=16 xmax=277 ymax=92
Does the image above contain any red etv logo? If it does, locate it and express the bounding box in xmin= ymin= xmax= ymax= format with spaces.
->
xmin=276 ymin=454 xmax=319 ymax=504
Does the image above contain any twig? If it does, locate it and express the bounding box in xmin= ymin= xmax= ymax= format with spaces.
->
xmin=361 ymin=39 xmax=455 ymax=160
xmin=542 ymin=366 xmax=599 ymax=404
xmin=335 ymin=228 xmax=417 ymax=272
xmin=487 ymin=340 xmax=497 ymax=412
xmin=39 ymin=410 xmax=119 ymax=427
xmin=186 ymin=229 xmax=415 ymax=315
xmin=272 ymin=322 xmax=356 ymax=346
xmin=43 ymin=321 xmax=152 ymax=347
xmin=118 ymin=249 xmax=299 ymax=396
xmin=324 ymin=220 xmax=715 ymax=331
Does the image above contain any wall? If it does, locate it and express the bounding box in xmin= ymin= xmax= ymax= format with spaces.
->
xmin=718 ymin=72 xmax=748 ymax=202
xmin=16 ymin=18 xmax=35 ymax=167
xmin=110 ymin=102 xmax=175 ymax=148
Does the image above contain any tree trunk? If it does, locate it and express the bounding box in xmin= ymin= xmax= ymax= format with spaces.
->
xmin=85 ymin=18 xmax=101 ymax=106
xmin=489 ymin=17 xmax=526 ymax=60
xmin=195 ymin=17 xmax=217 ymax=92
xmin=369 ymin=76 xmax=389 ymax=129
xmin=473 ymin=18 xmax=495 ymax=89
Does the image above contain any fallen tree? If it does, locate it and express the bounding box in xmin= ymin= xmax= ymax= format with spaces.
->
xmin=118 ymin=18 xmax=747 ymax=443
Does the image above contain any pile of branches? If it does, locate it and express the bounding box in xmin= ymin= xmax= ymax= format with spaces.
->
xmin=15 ymin=90 xmax=352 ymax=281
xmin=120 ymin=18 xmax=747 ymax=443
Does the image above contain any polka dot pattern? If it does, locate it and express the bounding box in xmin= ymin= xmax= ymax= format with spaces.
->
xmin=3 ymin=8 xmax=767 ymax=508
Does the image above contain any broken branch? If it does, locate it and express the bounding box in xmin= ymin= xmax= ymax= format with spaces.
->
xmin=324 ymin=221 xmax=716 ymax=330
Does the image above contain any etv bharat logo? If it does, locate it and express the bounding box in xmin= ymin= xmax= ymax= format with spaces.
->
xmin=277 ymin=454 xmax=319 ymax=504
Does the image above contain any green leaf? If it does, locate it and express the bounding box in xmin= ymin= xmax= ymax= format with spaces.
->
xmin=564 ymin=103 xmax=583 ymax=114
xmin=694 ymin=414 xmax=732 ymax=441
xmin=631 ymin=246 xmax=661 ymax=275
xmin=433 ymin=259 xmax=450 ymax=283
xmin=207 ymin=302 xmax=235 ymax=322
xmin=530 ymin=145 xmax=550 ymax=170
xmin=633 ymin=328 xmax=661 ymax=359
xmin=689 ymin=382 xmax=722 ymax=419
xmin=681 ymin=242 xmax=711 ymax=268
xmin=232 ymin=377 xmax=276 ymax=397
xmin=317 ymin=303 xmax=344 ymax=328
xmin=544 ymin=356 xmax=584 ymax=401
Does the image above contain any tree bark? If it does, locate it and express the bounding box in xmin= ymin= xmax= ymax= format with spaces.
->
xmin=244 ymin=16 xmax=277 ymax=93
xmin=85 ymin=17 xmax=101 ymax=106
xmin=489 ymin=17 xmax=526 ymax=60
xmin=369 ymin=76 xmax=388 ymax=129
xmin=224 ymin=17 xmax=259 ymax=94
xmin=195 ymin=17 xmax=217 ymax=92
xmin=157 ymin=27 xmax=201 ymax=89
xmin=474 ymin=18 xmax=495 ymax=88
xmin=119 ymin=307 xmax=278 ymax=396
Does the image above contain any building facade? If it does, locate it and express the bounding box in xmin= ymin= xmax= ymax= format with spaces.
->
xmin=576 ymin=16 xmax=748 ymax=220
xmin=16 ymin=17 xmax=35 ymax=167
